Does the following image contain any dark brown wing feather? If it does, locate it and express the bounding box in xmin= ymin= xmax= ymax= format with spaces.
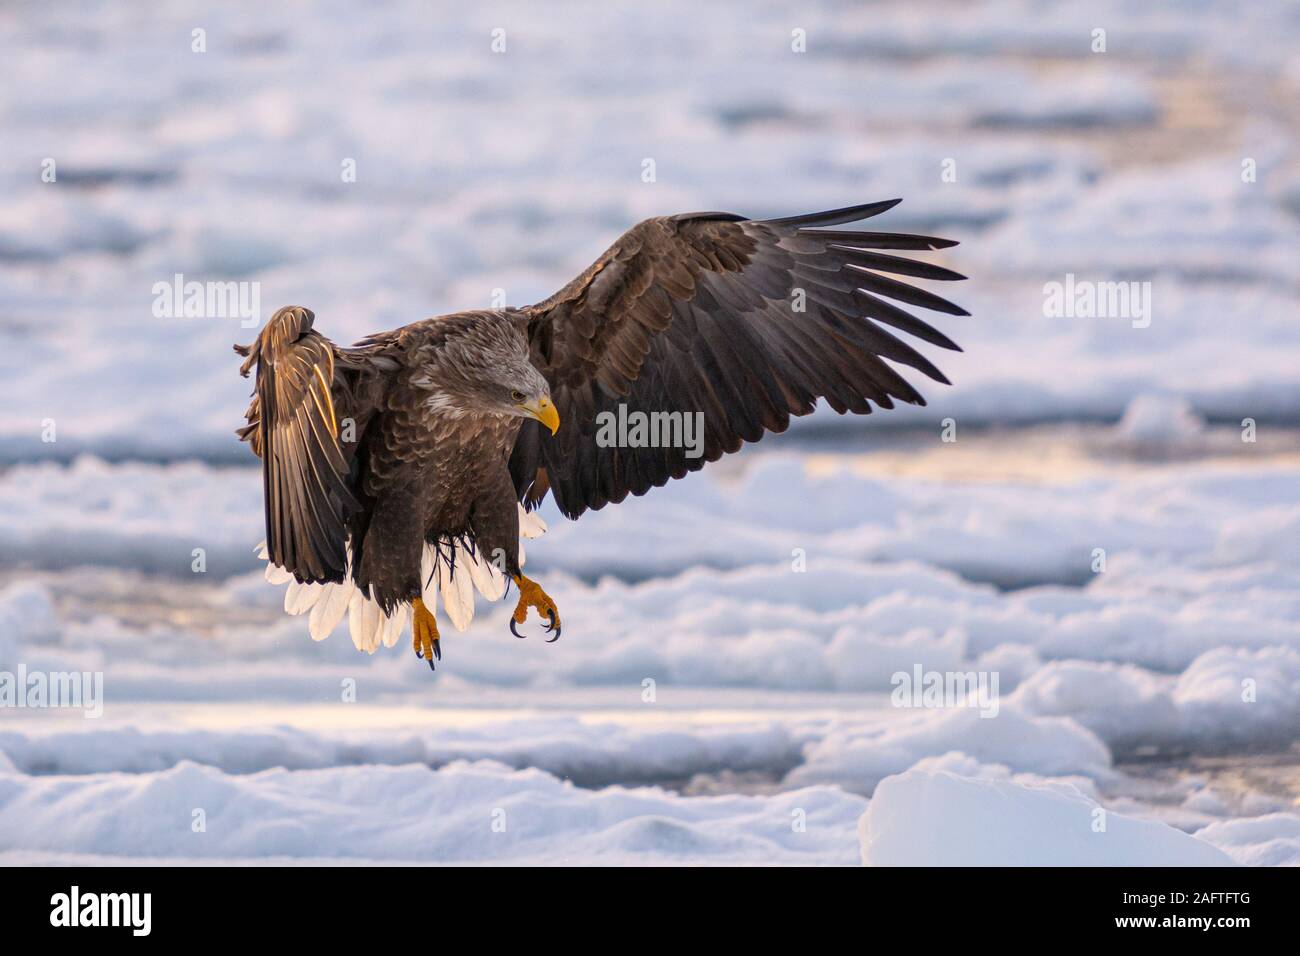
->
xmin=511 ymin=200 xmax=967 ymax=519
xmin=235 ymin=306 xmax=363 ymax=583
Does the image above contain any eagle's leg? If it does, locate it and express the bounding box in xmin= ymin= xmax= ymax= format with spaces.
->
xmin=510 ymin=574 xmax=561 ymax=642
xmin=412 ymin=597 xmax=441 ymax=670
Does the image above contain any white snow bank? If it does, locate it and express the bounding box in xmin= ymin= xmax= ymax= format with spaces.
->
xmin=1173 ymin=648 xmax=1300 ymax=749
xmin=1113 ymin=394 xmax=1205 ymax=444
xmin=976 ymin=149 xmax=1300 ymax=283
xmin=0 ymin=458 xmax=261 ymax=577
xmin=4 ymin=454 xmax=1299 ymax=756
xmin=1012 ymin=647 xmax=1300 ymax=753
xmin=786 ymin=707 xmax=1112 ymax=796
xmin=1193 ymin=814 xmax=1300 ymax=867
xmin=11 ymin=455 xmax=1300 ymax=599
xmin=0 ymin=716 xmax=808 ymax=787
xmin=859 ymin=769 xmax=1233 ymax=866
xmin=823 ymin=0 xmax=1299 ymax=68
xmin=0 ymin=758 xmax=865 ymax=865
xmin=2 ymin=3 xmax=1298 ymax=458
xmin=1010 ymin=661 xmax=1182 ymax=750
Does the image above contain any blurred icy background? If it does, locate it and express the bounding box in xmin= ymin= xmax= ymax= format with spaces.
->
xmin=1 ymin=0 xmax=1298 ymax=864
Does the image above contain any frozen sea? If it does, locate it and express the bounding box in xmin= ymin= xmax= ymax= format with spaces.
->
xmin=1 ymin=0 xmax=1298 ymax=865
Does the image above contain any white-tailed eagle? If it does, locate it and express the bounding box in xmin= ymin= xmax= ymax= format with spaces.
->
xmin=235 ymin=200 xmax=966 ymax=668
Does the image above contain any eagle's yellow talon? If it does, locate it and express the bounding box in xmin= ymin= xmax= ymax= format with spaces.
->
xmin=510 ymin=575 xmax=561 ymax=642
xmin=412 ymin=597 xmax=440 ymax=670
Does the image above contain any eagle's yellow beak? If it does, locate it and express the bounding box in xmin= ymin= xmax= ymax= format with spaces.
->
xmin=519 ymin=396 xmax=560 ymax=435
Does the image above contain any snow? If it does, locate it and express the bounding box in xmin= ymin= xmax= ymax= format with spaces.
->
xmin=1 ymin=0 xmax=1297 ymax=866
xmin=12 ymin=452 xmax=1300 ymax=601
xmin=2 ymin=441 xmax=1297 ymax=866
xmin=859 ymin=769 xmax=1234 ymax=866
xmin=5 ymin=454 xmax=1300 ymax=710
xmin=788 ymin=708 xmax=1114 ymax=796
xmin=0 ymin=713 xmax=811 ymax=787
xmin=1114 ymin=394 xmax=1205 ymax=445
xmin=0 ymin=759 xmax=865 ymax=865
xmin=1012 ymin=648 xmax=1300 ymax=753
xmin=1193 ymin=814 xmax=1300 ymax=867
xmin=3 ymin=2 xmax=1299 ymax=460
xmin=1173 ymin=648 xmax=1300 ymax=749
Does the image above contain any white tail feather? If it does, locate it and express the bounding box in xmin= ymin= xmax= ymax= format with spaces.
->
xmin=264 ymin=514 xmax=547 ymax=654
xmin=346 ymin=593 xmax=367 ymax=652
xmin=519 ymin=504 xmax=547 ymax=539
xmin=380 ymin=603 xmax=408 ymax=648
xmin=284 ymin=580 xmax=323 ymax=615
xmin=349 ymin=592 xmax=385 ymax=654
xmin=466 ymin=544 xmax=506 ymax=601
xmin=438 ymin=544 xmax=475 ymax=632
xmin=265 ymin=562 xmax=293 ymax=586
xmin=309 ymin=581 xmax=353 ymax=641
xmin=349 ymin=593 xmax=368 ymax=652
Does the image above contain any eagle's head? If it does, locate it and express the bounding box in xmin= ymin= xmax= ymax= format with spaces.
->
xmin=415 ymin=311 xmax=559 ymax=434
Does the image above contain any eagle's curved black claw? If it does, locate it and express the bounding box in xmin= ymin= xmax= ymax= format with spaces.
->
xmin=432 ymin=640 xmax=441 ymax=661
xmin=509 ymin=575 xmax=560 ymax=641
xmin=427 ymin=656 xmax=437 ymax=672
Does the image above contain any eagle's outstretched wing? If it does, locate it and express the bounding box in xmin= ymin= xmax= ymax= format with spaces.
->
xmin=235 ymin=306 xmax=368 ymax=583
xmin=510 ymin=200 xmax=967 ymax=519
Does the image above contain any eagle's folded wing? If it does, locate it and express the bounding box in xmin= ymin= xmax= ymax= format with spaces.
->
xmin=510 ymin=200 xmax=967 ymax=519
xmin=235 ymin=306 xmax=363 ymax=583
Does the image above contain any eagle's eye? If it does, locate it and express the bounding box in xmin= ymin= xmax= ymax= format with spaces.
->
xmin=510 ymin=389 xmax=526 ymax=403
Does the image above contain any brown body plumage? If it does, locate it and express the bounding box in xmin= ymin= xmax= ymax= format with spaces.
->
xmin=235 ymin=200 xmax=968 ymax=665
